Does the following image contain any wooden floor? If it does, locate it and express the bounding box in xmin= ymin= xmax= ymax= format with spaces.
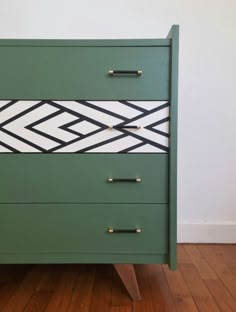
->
xmin=0 ymin=244 xmax=235 ymax=311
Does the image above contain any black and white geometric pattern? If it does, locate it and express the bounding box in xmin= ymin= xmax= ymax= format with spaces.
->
xmin=0 ymin=100 xmax=169 ymax=153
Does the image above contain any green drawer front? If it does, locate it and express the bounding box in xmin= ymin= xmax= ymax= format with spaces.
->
xmin=0 ymin=154 xmax=168 ymax=203
xmin=0 ymin=204 xmax=168 ymax=255
xmin=0 ymin=46 xmax=170 ymax=100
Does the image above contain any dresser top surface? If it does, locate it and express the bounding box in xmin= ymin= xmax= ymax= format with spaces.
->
xmin=0 ymin=38 xmax=171 ymax=47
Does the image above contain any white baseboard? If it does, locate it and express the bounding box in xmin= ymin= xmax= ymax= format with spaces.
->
xmin=177 ymin=222 xmax=236 ymax=243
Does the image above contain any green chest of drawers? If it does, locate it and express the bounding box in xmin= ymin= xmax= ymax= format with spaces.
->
xmin=0 ymin=25 xmax=179 ymax=270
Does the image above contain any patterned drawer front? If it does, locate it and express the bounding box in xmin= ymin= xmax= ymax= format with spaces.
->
xmin=0 ymin=204 xmax=168 ymax=255
xmin=0 ymin=46 xmax=170 ymax=100
xmin=0 ymin=100 xmax=169 ymax=153
xmin=0 ymin=154 xmax=168 ymax=203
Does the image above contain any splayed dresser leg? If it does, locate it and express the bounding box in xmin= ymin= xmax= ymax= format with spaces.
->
xmin=113 ymin=264 xmax=142 ymax=301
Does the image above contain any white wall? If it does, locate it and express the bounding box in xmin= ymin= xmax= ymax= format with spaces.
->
xmin=0 ymin=0 xmax=235 ymax=242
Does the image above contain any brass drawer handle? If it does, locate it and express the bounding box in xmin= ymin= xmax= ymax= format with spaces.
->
xmin=108 ymin=70 xmax=142 ymax=76
xmin=108 ymin=228 xmax=141 ymax=234
xmin=107 ymin=178 xmax=141 ymax=183
xmin=108 ymin=125 xmax=142 ymax=129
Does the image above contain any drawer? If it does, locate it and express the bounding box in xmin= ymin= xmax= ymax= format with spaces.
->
xmin=0 ymin=154 xmax=168 ymax=203
xmin=0 ymin=46 xmax=170 ymax=100
xmin=0 ymin=204 xmax=168 ymax=255
xmin=0 ymin=100 xmax=169 ymax=153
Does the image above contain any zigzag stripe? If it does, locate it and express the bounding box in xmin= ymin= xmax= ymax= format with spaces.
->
xmin=0 ymin=100 xmax=170 ymax=153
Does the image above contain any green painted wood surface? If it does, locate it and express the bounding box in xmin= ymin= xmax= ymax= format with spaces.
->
xmin=0 ymin=253 xmax=168 ymax=264
xmin=0 ymin=203 xmax=168 ymax=255
xmin=0 ymin=154 xmax=168 ymax=203
xmin=167 ymin=25 xmax=179 ymax=270
xmin=0 ymin=46 xmax=170 ymax=100
xmin=0 ymin=39 xmax=171 ymax=47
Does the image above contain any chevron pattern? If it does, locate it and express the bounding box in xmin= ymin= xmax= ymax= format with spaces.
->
xmin=0 ymin=100 xmax=169 ymax=153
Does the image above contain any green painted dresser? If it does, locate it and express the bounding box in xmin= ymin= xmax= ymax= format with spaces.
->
xmin=0 ymin=25 xmax=179 ymax=270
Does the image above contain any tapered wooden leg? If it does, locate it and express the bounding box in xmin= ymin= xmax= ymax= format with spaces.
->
xmin=113 ymin=264 xmax=142 ymax=301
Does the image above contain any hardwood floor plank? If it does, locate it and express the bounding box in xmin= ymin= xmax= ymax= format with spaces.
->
xmin=211 ymin=244 xmax=236 ymax=274
xmin=184 ymin=244 xmax=236 ymax=312
xmin=1 ymin=265 xmax=44 ymax=312
xmin=178 ymin=262 xmax=221 ymax=312
xmin=203 ymin=279 xmax=236 ymax=312
xmin=44 ymin=264 xmax=80 ymax=312
xmin=177 ymin=244 xmax=192 ymax=264
xmin=145 ymin=264 xmax=176 ymax=312
xmin=23 ymin=264 xmax=64 ymax=312
xmin=67 ymin=264 xmax=95 ymax=312
xmin=23 ymin=290 xmax=53 ymax=312
xmin=0 ymin=265 xmax=30 ymax=311
xmin=110 ymin=306 xmax=132 ymax=312
xmin=198 ymin=244 xmax=236 ymax=300
xmin=163 ymin=264 xmax=198 ymax=312
xmin=183 ymin=244 xmax=217 ymax=280
xmin=132 ymin=264 xmax=154 ymax=312
xmin=88 ymin=264 xmax=112 ymax=312
xmin=0 ymin=245 xmax=235 ymax=311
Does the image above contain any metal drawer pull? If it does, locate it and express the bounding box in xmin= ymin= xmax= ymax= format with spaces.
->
xmin=108 ymin=125 xmax=142 ymax=129
xmin=107 ymin=178 xmax=141 ymax=183
xmin=108 ymin=70 xmax=142 ymax=76
xmin=108 ymin=228 xmax=141 ymax=234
